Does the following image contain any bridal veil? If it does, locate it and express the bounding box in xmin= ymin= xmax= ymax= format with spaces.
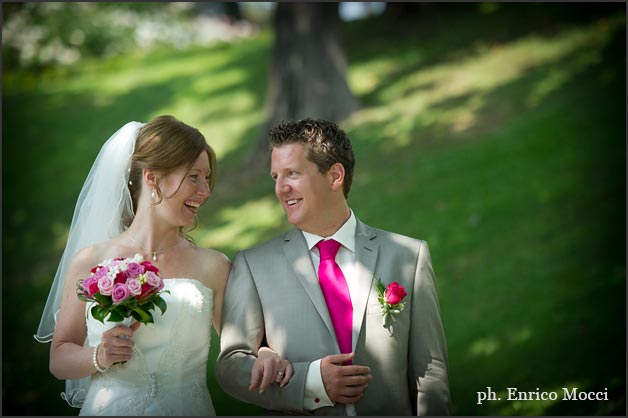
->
xmin=34 ymin=121 xmax=145 ymax=407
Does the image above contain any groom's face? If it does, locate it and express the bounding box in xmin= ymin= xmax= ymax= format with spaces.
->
xmin=271 ymin=143 xmax=337 ymax=234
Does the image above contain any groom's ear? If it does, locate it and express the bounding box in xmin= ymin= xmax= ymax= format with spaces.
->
xmin=328 ymin=163 xmax=345 ymax=192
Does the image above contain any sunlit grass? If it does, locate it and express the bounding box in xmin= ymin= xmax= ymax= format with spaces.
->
xmin=6 ymin=34 xmax=270 ymax=95
xmin=347 ymin=13 xmax=624 ymax=150
xmin=3 ymin=33 xmax=271 ymax=163
xmin=193 ymin=195 xmax=287 ymax=256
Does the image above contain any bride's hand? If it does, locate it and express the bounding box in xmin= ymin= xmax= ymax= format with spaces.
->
xmin=249 ymin=346 xmax=293 ymax=393
xmin=98 ymin=322 xmax=140 ymax=368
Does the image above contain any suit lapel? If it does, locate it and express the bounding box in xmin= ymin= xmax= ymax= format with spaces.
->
xmin=282 ymin=228 xmax=338 ymax=348
xmin=353 ymin=220 xmax=379 ymax=338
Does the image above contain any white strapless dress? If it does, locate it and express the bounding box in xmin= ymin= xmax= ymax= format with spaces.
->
xmin=80 ymin=279 xmax=216 ymax=416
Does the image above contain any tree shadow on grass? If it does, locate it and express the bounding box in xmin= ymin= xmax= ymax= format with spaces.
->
xmin=346 ymin=3 xmax=624 ymax=108
xmin=343 ymin=14 xmax=625 ymax=415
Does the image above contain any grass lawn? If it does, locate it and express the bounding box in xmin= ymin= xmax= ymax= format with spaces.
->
xmin=3 ymin=3 xmax=625 ymax=415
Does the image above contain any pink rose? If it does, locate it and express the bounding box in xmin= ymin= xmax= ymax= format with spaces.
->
xmin=92 ymin=266 xmax=110 ymax=280
xmin=111 ymin=283 xmax=131 ymax=304
xmin=82 ymin=276 xmax=99 ymax=297
xmin=145 ymin=271 xmax=162 ymax=288
xmin=385 ymin=282 xmax=407 ymax=305
xmin=126 ymin=278 xmax=142 ymax=296
xmin=97 ymin=276 xmax=115 ymax=296
xmin=125 ymin=262 xmax=144 ymax=278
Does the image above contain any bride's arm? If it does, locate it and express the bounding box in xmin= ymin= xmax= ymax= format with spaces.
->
xmin=49 ymin=248 xmax=135 ymax=379
xmin=203 ymin=249 xmax=230 ymax=335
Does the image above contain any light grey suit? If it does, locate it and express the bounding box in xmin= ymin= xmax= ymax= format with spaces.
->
xmin=216 ymin=218 xmax=451 ymax=415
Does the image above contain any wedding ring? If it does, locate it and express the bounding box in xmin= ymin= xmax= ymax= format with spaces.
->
xmin=277 ymin=371 xmax=285 ymax=376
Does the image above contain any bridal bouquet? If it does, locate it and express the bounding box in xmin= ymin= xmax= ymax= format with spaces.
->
xmin=77 ymin=254 xmax=169 ymax=325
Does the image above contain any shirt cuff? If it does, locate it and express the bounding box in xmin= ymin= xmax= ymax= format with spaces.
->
xmin=304 ymin=359 xmax=334 ymax=410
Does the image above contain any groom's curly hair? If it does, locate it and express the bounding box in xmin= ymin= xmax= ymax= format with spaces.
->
xmin=269 ymin=118 xmax=355 ymax=197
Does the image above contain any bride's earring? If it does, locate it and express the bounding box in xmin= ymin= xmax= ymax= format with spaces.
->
xmin=151 ymin=189 xmax=157 ymax=202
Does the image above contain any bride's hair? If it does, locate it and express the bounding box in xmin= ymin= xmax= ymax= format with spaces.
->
xmin=126 ymin=115 xmax=217 ymax=230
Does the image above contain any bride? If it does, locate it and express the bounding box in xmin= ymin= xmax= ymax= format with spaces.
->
xmin=34 ymin=115 xmax=230 ymax=415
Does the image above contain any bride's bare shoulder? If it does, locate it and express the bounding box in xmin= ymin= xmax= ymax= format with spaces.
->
xmin=192 ymin=246 xmax=230 ymax=288
xmin=67 ymin=240 xmax=126 ymax=276
xmin=197 ymin=247 xmax=230 ymax=264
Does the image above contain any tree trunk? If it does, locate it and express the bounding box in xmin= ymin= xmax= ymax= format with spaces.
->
xmin=249 ymin=3 xmax=359 ymax=163
xmin=222 ymin=2 xmax=243 ymax=22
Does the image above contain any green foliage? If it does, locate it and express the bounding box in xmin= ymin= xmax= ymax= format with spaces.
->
xmin=2 ymin=3 xmax=625 ymax=416
xmin=3 ymin=3 xmax=137 ymax=70
xmin=1 ymin=3 xmax=255 ymax=71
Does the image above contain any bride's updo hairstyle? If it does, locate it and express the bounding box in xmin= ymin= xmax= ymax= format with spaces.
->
xmin=126 ymin=115 xmax=217 ymax=225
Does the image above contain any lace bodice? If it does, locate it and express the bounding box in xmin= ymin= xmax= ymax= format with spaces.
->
xmin=80 ymin=278 xmax=215 ymax=416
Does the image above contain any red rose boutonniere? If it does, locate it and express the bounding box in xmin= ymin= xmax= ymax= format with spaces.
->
xmin=376 ymin=278 xmax=407 ymax=327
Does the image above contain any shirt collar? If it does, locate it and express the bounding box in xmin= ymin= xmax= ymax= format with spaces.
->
xmin=302 ymin=210 xmax=356 ymax=253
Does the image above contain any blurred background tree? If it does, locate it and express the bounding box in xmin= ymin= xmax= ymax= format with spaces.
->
xmin=250 ymin=3 xmax=359 ymax=161
xmin=3 ymin=2 xmax=625 ymax=416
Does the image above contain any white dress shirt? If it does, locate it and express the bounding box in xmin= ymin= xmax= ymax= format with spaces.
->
xmin=300 ymin=210 xmax=358 ymax=415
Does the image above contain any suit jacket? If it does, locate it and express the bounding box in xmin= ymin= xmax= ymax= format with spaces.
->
xmin=216 ymin=218 xmax=451 ymax=415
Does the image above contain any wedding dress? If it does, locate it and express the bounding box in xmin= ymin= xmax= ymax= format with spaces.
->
xmin=80 ymin=278 xmax=216 ymax=416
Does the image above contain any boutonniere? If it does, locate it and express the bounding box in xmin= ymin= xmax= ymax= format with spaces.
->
xmin=376 ymin=278 xmax=408 ymax=327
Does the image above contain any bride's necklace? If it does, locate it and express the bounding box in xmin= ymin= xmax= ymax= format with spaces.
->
xmin=128 ymin=235 xmax=186 ymax=262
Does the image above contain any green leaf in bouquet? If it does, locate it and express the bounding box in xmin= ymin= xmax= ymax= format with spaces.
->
xmin=107 ymin=309 xmax=125 ymax=322
xmin=132 ymin=306 xmax=151 ymax=324
xmin=115 ymin=305 xmax=129 ymax=318
xmin=142 ymin=300 xmax=155 ymax=311
xmin=125 ymin=299 xmax=138 ymax=312
xmin=93 ymin=293 xmax=111 ymax=306
xmin=91 ymin=305 xmax=106 ymax=324
xmin=153 ymin=295 xmax=168 ymax=315
xmin=130 ymin=310 xmax=142 ymax=322
xmin=77 ymin=293 xmax=90 ymax=302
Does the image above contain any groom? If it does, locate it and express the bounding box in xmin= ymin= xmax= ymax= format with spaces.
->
xmin=216 ymin=119 xmax=451 ymax=415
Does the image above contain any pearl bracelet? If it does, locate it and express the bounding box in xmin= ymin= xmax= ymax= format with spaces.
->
xmin=92 ymin=343 xmax=108 ymax=373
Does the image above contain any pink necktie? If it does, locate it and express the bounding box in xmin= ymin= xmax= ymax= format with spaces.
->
xmin=316 ymin=239 xmax=353 ymax=358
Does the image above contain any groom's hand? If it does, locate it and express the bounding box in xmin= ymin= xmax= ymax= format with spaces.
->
xmin=321 ymin=353 xmax=372 ymax=404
